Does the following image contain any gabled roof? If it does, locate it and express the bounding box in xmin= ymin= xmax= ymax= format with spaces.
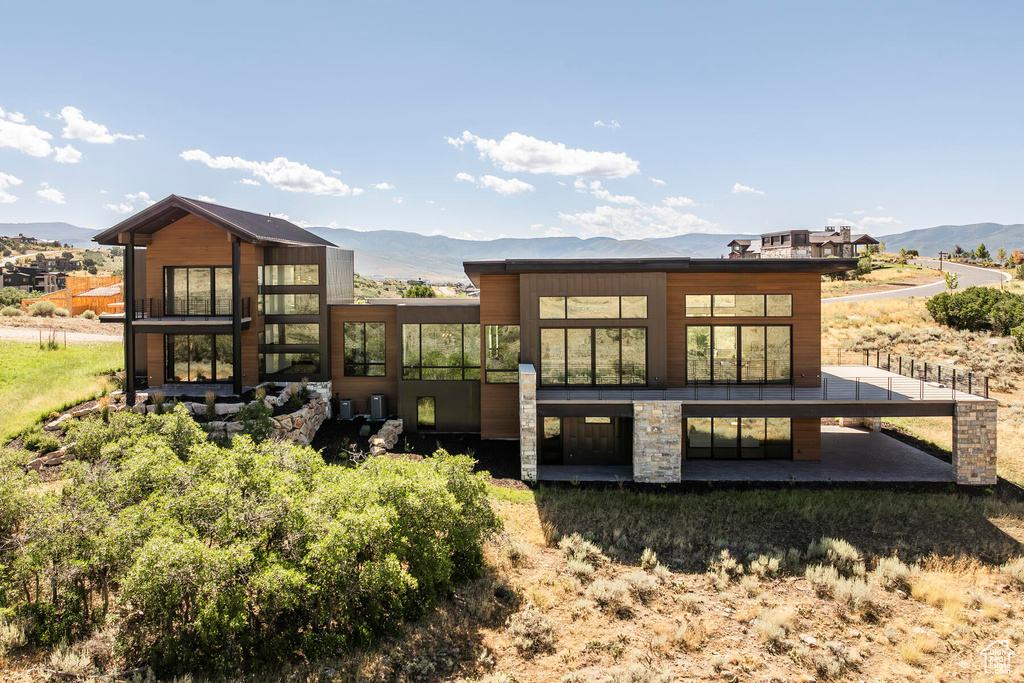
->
xmin=93 ymin=194 xmax=338 ymax=248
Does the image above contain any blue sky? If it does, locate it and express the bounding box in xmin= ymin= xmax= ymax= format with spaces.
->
xmin=1 ymin=1 xmax=1022 ymax=240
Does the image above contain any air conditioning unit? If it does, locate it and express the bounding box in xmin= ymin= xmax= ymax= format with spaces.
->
xmin=337 ymin=399 xmax=353 ymax=420
xmin=370 ymin=394 xmax=387 ymax=422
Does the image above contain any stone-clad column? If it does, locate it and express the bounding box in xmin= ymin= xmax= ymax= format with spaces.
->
xmin=519 ymin=364 xmax=538 ymax=482
xmin=633 ymin=401 xmax=682 ymax=483
xmin=952 ymin=400 xmax=998 ymax=485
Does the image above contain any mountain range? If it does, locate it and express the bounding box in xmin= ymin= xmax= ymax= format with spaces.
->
xmin=2 ymin=220 xmax=1021 ymax=282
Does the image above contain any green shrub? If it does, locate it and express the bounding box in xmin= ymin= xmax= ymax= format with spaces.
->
xmin=926 ymin=286 xmax=1024 ymax=334
xmin=1011 ymin=325 xmax=1024 ymax=353
xmin=236 ymin=398 xmax=274 ymax=443
xmin=21 ymin=427 xmax=59 ymax=454
xmin=0 ymin=306 xmax=21 ymax=317
xmin=806 ymin=537 xmax=864 ymax=577
xmin=0 ymin=286 xmax=23 ymax=307
xmin=79 ymin=310 xmax=97 ymax=319
xmin=53 ymin=307 xmax=70 ymax=317
xmin=28 ymin=300 xmax=56 ymax=317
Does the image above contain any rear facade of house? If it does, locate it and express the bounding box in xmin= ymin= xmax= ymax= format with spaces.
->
xmin=98 ymin=197 xmax=998 ymax=486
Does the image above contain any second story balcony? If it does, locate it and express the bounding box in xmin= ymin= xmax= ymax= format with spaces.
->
xmin=130 ymin=297 xmax=252 ymax=329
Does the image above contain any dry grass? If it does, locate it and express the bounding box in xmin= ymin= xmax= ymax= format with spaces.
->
xmin=821 ymin=262 xmax=941 ymax=298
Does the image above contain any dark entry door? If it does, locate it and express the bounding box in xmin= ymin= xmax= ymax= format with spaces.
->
xmin=562 ymin=417 xmax=632 ymax=466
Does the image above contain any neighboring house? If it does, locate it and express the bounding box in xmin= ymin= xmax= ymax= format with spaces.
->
xmin=98 ymin=197 xmax=996 ymax=486
xmin=42 ymin=256 xmax=82 ymax=272
xmin=729 ymin=226 xmax=878 ymax=259
xmin=19 ymin=276 xmax=123 ymax=316
xmin=1 ymin=265 xmax=65 ymax=293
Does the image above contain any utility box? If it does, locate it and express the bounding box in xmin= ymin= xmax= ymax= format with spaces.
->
xmin=337 ymin=399 xmax=353 ymax=420
xmin=370 ymin=394 xmax=387 ymax=422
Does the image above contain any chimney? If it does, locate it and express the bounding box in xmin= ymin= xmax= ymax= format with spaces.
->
xmin=840 ymin=226 xmax=851 ymax=243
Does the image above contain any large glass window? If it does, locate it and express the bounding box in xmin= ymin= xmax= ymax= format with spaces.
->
xmin=261 ymin=352 xmax=320 ymax=376
xmin=540 ymin=296 xmax=649 ymax=319
xmin=686 ymin=325 xmax=791 ymax=383
xmin=402 ymin=323 xmax=481 ymax=380
xmin=344 ymin=321 xmax=386 ymax=376
xmin=264 ymin=323 xmax=320 ymax=345
xmin=260 ymin=264 xmax=319 ymax=286
xmin=165 ymin=334 xmax=233 ymax=383
xmin=164 ymin=266 xmax=233 ymax=315
xmin=263 ymin=294 xmax=319 ymax=315
xmin=686 ymin=294 xmax=792 ymax=318
xmin=686 ymin=417 xmax=791 ymax=459
xmin=485 ymin=325 xmax=520 ymax=383
xmin=540 ymin=327 xmax=646 ymax=386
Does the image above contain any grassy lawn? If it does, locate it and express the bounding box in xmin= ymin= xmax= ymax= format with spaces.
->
xmin=0 ymin=339 xmax=122 ymax=441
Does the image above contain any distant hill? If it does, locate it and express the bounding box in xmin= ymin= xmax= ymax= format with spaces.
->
xmin=0 ymin=222 xmax=99 ymax=247
xmin=879 ymin=223 xmax=1024 ymax=257
xmin=6 ymin=218 xmax=1023 ymax=281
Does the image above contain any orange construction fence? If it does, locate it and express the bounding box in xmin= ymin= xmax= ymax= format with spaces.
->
xmin=21 ymin=276 xmax=123 ymax=316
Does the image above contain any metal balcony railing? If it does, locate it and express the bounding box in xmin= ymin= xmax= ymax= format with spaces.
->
xmin=821 ymin=347 xmax=989 ymax=399
xmin=132 ymin=297 xmax=251 ymax=321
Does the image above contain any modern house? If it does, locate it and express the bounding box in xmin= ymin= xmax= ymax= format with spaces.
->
xmin=98 ymin=197 xmax=997 ymax=486
xmin=1 ymin=265 xmax=65 ymax=293
xmin=729 ymin=226 xmax=879 ymax=259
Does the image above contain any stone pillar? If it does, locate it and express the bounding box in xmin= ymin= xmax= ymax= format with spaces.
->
xmin=519 ymin=364 xmax=538 ymax=482
xmin=633 ymin=402 xmax=682 ymax=483
xmin=864 ymin=417 xmax=881 ymax=432
xmin=952 ymin=401 xmax=998 ymax=485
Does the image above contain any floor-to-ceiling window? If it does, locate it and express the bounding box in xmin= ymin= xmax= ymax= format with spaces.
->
xmin=540 ymin=327 xmax=646 ymax=386
xmin=401 ymin=323 xmax=481 ymax=380
xmin=164 ymin=267 xmax=232 ymax=316
xmin=685 ymin=417 xmax=792 ymax=459
xmin=686 ymin=325 xmax=791 ymax=383
xmin=164 ymin=334 xmax=233 ymax=383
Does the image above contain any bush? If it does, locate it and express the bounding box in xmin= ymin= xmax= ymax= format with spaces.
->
xmin=79 ymin=310 xmax=97 ymax=319
xmin=235 ymin=398 xmax=274 ymax=443
xmin=586 ymin=578 xmax=631 ymax=615
xmin=1012 ymin=326 xmax=1024 ymax=353
xmin=805 ymin=564 xmax=841 ymax=598
xmin=559 ymin=533 xmax=606 ymax=566
xmin=28 ymin=300 xmax=56 ymax=317
xmin=806 ymin=537 xmax=864 ymax=577
xmin=926 ymin=286 xmax=1024 ymax=334
xmin=506 ymin=607 xmax=555 ymax=656
xmin=1002 ymin=557 xmax=1024 ymax=589
xmin=873 ymin=556 xmax=913 ymax=592
xmin=53 ymin=307 xmax=70 ymax=317
xmin=623 ymin=570 xmax=660 ymax=603
xmin=0 ymin=286 xmax=23 ymax=307
xmin=0 ymin=305 xmax=21 ymax=317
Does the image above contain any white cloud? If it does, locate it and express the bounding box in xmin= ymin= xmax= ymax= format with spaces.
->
xmin=448 ymin=130 xmax=640 ymax=178
xmin=852 ymin=210 xmax=865 ymax=215
xmin=558 ymin=202 xmax=719 ymax=240
xmin=593 ymin=119 xmax=621 ymax=129
xmin=53 ymin=144 xmax=83 ymax=164
xmin=197 ymin=195 xmax=216 ymax=203
xmin=105 ymin=202 xmax=134 ymax=214
xmin=60 ymin=106 xmax=137 ymax=143
xmin=876 ymin=205 xmax=886 ymax=211
xmin=731 ymin=183 xmax=765 ymax=196
xmin=6 ymin=112 xmax=26 ymax=124
xmin=238 ymin=178 xmax=261 ymax=186
xmin=180 ymin=149 xmax=361 ymax=196
xmin=454 ymin=172 xmax=476 ymax=183
xmin=479 ymin=175 xmax=535 ymax=196
xmin=546 ymin=227 xmax=567 ymax=237
xmin=372 ymin=182 xmax=395 ymax=190
xmin=649 ymin=177 xmax=666 ymax=185
xmin=826 ymin=215 xmax=901 ymax=231
xmin=431 ymin=229 xmax=445 ymax=236
xmin=556 ymin=181 xmax=567 ymax=186
xmin=0 ymin=172 xmax=22 ymax=204
xmin=662 ymin=196 xmax=697 ymax=208
xmin=575 ymin=178 xmax=638 ymax=205
xmin=0 ymin=109 xmax=53 ymax=157
xmin=426 ymin=200 xmax=435 ymax=204
xmin=36 ymin=183 xmax=65 ymax=204
xmin=530 ymin=223 xmax=544 ymax=230
xmin=392 ymin=197 xmax=404 ymax=204
xmin=125 ymin=191 xmax=155 ymax=206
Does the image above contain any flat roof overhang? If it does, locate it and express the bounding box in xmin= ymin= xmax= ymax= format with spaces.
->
xmin=535 ymin=397 xmax=956 ymax=418
xmin=463 ymin=257 xmax=859 ymax=287
xmin=100 ymin=313 xmax=251 ymax=334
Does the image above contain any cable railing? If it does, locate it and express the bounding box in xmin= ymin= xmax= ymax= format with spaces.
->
xmin=821 ymin=347 xmax=989 ymax=399
xmin=536 ymin=375 xmax=972 ymax=403
xmin=133 ymin=297 xmax=251 ymax=320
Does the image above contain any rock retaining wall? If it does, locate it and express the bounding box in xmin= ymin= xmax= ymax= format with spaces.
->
xmin=370 ymin=419 xmax=404 ymax=456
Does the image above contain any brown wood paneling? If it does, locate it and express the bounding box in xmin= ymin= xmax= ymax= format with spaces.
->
xmin=666 ymin=272 xmax=821 ymax=388
xmin=480 ymin=273 xmax=521 ymax=439
xmin=518 ymin=272 xmax=667 ymax=388
xmin=329 ymin=304 xmax=398 ymax=414
xmin=792 ymin=418 xmax=821 ymax=460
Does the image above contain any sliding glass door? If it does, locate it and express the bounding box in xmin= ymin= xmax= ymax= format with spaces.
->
xmin=686 ymin=325 xmax=791 ymax=383
xmin=164 ymin=267 xmax=233 ymax=316
xmin=165 ymin=334 xmax=233 ymax=383
xmin=686 ymin=417 xmax=792 ymax=459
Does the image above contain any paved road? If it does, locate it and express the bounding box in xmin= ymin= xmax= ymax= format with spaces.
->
xmin=822 ymin=258 xmax=1010 ymax=304
xmin=0 ymin=326 xmax=122 ymax=344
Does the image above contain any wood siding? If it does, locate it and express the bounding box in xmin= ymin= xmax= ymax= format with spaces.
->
xmin=518 ymin=272 xmax=668 ymax=388
xmin=329 ymin=304 xmax=399 ymax=414
xmin=480 ymin=273 xmax=521 ymax=439
xmin=666 ymin=272 xmax=821 ymax=388
xmin=792 ymin=418 xmax=822 ymax=460
xmin=142 ymin=215 xmax=262 ymax=386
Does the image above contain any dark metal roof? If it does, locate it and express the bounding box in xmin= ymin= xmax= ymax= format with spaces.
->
xmin=93 ymin=195 xmax=338 ymax=248
xmin=463 ymin=257 xmax=859 ymax=285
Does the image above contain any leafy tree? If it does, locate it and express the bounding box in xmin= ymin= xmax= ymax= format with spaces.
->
xmin=944 ymin=271 xmax=959 ymax=290
xmin=3 ymin=249 xmax=11 ymax=257
xmin=976 ymin=243 xmax=990 ymax=261
xmin=997 ymin=247 xmax=1007 ymax=265
xmin=1017 ymin=263 xmax=1024 ymax=281
xmin=855 ymin=256 xmax=872 ymax=277
xmin=61 ymin=251 xmax=73 ymax=259
xmin=403 ymin=284 xmax=436 ymax=298
xmin=0 ymin=286 xmax=24 ymax=307
xmin=34 ymin=253 xmax=45 ymax=262
xmin=878 ymin=239 xmax=886 ymax=253
xmin=953 ymin=244 xmax=964 ymax=257
xmin=1012 ymin=249 xmax=1024 ymax=265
